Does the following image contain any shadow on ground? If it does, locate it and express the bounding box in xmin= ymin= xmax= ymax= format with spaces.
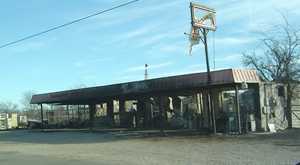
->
xmin=0 ymin=128 xmax=299 ymax=146
xmin=0 ymin=130 xmax=121 ymax=144
xmin=241 ymin=129 xmax=300 ymax=149
xmin=0 ymin=129 xmax=210 ymax=144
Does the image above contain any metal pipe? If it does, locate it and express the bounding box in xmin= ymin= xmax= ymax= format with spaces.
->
xmin=235 ymin=85 xmax=242 ymax=134
xmin=66 ymin=105 xmax=70 ymax=122
xmin=202 ymin=28 xmax=215 ymax=134
xmin=203 ymin=29 xmax=211 ymax=84
xmin=159 ymin=96 xmax=165 ymax=134
xmin=40 ymin=104 xmax=43 ymax=129
xmin=77 ymin=105 xmax=80 ymax=121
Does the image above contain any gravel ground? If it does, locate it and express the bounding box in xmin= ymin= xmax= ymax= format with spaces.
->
xmin=0 ymin=129 xmax=299 ymax=165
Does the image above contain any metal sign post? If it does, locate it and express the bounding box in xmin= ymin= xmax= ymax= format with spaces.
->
xmin=187 ymin=2 xmax=217 ymax=134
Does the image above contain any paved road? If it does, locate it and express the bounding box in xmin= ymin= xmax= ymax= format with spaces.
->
xmin=0 ymin=129 xmax=299 ymax=165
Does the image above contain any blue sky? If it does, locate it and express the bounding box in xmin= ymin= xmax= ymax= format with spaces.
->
xmin=0 ymin=0 xmax=300 ymax=106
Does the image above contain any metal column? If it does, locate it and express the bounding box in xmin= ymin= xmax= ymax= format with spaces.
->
xmin=66 ymin=105 xmax=70 ymax=122
xmin=89 ymin=104 xmax=96 ymax=130
xmin=119 ymin=98 xmax=126 ymax=127
xmin=107 ymin=100 xmax=114 ymax=126
xmin=159 ymin=96 xmax=165 ymax=134
xmin=235 ymin=85 xmax=242 ymax=134
xmin=77 ymin=105 xmax=80 ymax=121
xmin=40 ymin=104 xmax=44 ymax=129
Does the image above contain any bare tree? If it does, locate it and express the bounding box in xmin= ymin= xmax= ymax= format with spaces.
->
xmin=20 ymin=91 xmax=40 ymax=119
xmin=0 ymin=101 xmax=18 ymax=113
xmin=243 ymin=17 xmax=300 ymax=128
xmin=20 ymin=91 xmax=39 ymax=111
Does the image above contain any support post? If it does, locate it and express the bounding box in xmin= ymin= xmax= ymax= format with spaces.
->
xmin=40 ymin=104 xmax=44 ymax=129
xmin=136 ymin=99 xmax=145 ymax=128
xmin=77 ymin=105 xmax=80 ymax=121
xmin=196 ymin=93 xmax=201 ymax=129
xmin=200 ymin=93 xmax=205 ymax=129
xmin=159 ymin=96 xmax=165 ymax=134
xmin=46 ymin=108 xmax=49 ymax=125
xmin=119 ymin=98 xmax=126 ymax=127
xmin=89 ymin=104 xmax=96 ymax=130
xmin=66 ymin=105 xmax=70 ymax=122
xmin=205 ymin=91 xmax=211 ymax=130
xmin=205 ymin=90 xmax=215 ymax=133
xmin=210 ymin=91 xmax=217 ymax=134
xmin=72 ymin=106 xmax=74 ymax=120
xmin=235 ymin=85 xmax=242 ymax=134
xmin=144 ymin=98 xmax=151 ymax=128
xmin=202 ymin=29 xmax=216 ymax=134
xmin=83 ymin=105 xmax=86 ymax=120
xmin=203 ymin=29 xmax=212 ymax=83
xmin=107 ymin=100 xmax=114 ymax=126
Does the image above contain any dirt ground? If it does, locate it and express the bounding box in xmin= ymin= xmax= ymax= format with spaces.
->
xmin=0 ymin=129 xmax=299 ymax=165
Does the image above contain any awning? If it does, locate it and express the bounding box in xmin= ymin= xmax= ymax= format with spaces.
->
xmin=31 ymin=69 xmax=260 ymax=105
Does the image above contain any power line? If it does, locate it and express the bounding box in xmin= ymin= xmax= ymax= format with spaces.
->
xmin=0 ymin=0 xmax=140 ymax=49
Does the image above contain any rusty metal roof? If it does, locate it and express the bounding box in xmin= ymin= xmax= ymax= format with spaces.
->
xmin=31 ymin=69 xmax=260 ymax=105
xmin=232 ymin=69 xmax=260 ymax=83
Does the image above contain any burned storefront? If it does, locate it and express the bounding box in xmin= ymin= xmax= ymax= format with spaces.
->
xmin=31 ymin=69 xmax=285 ymax=134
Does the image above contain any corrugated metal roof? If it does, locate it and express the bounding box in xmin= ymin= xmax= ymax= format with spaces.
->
xmin=31 ymin=69 xmax=260 ymax=104
xmin=232 ymin=69 xmax=260 ymax=83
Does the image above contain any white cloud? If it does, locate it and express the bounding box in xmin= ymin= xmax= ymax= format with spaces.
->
xmin=73 ymin=57 xmax=113 ymax=68
xmin=123 ymin=26 xmax=155 ymax=40
xmin=215 ymin=54 xmax=242 ymax=62
xmin=214 ymin=37 xmax=254 ymax=46
xmin=213 ymin=0 xmax=300 ymax=32
xmin=77 ymin=1 xmax=185 ymax=33
xmin=160 ymin=45 xmax=182 ymax=53
xmin=136 ymin=33 xmax=169 ymax=48
xmin=103 ymin=22 xmax=162 ymax=47
xmin=126 ymin=0 xmax=184 ymax=18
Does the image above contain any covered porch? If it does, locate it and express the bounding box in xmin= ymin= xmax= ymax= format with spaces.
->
xmin=30 ymin=69 xmax=261 ymax=134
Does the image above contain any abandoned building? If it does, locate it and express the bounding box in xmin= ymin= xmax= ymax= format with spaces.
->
xmin=30 ymin=69 xmax=300 ymax=134
xmin=0 ymin=112 xmax=27 ymax=130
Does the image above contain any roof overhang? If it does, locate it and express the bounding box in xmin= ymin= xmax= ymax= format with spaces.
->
xmin=31 ymin=69 xmax=260 ymax=105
